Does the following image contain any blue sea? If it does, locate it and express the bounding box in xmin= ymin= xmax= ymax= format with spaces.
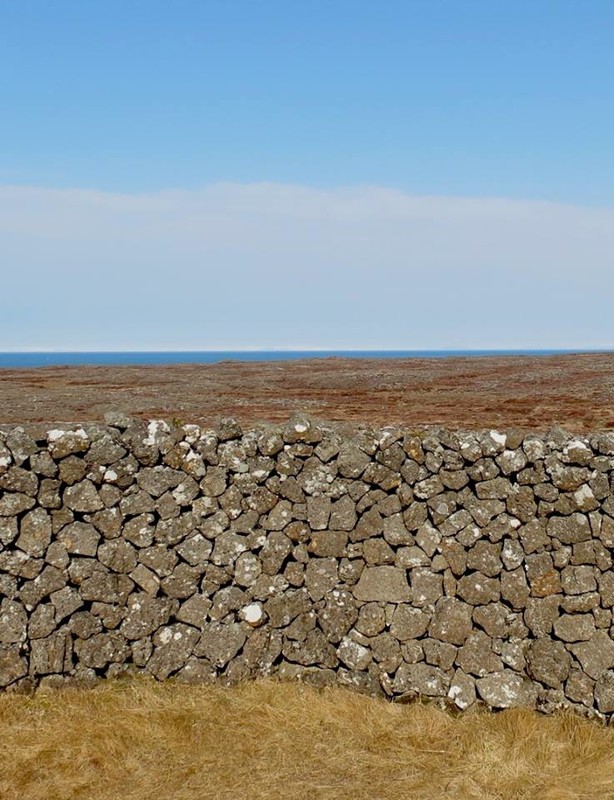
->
xmin=0 ymin=350 xmax=599 ymax=369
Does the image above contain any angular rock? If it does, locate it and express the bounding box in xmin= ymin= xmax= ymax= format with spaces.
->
xmin=569 ymin=632 xmax=614 ymax=680
xmin=318 ymin=589 xmax=357 ymax=643
xmin=16 ymin=508 xmax=52 ymax=558
xmin=129 ymin=564 xmax=160 ymax=596
xmin=260 ymin=530 xmax=293 ymax=575
xmin=193 ymin=622 xmax=247 ymax=667
xmin=337 ymin=637 xmax=371 ymax=671
xmin=305 ymin=558 xmax=339 ymax=601
xmin=30 ymin=630 xmax=72 ymax=675
xmin=456 ymin=631 xmax=503 ymax=677
xmin=282 ymin=628 xmax=337 ymax=668
xmin=595 ymin=671 xmax=614 ymax=714
xmin=63 ymin=480 xmax=104 ymax=513
xmin=363 ymin=538 xmax=395 ymax=565
xmin=0 ymin=492 xmax=35 ymax=516
xmin=47 ymin=428 xmax=90 ymax=459
xmin=547 ymin=513 xmax=592 ymax=545
xmin=409 ymin=567 xmax=443 ymax=607
xmin=57 ymin=522 xmax=100 ymax=557
xmin=456 ymin=573 xmax=500 ymax=605
xmin=120 ymin=594 xmax=175 ymax=639
xmin=0 ymin=644 xmax=28 ymax=686
xmin=147 ymin=623 xmax=200 ymax=679
xmin=525 ymin=552 xmax=561 ymax=597
xmin=524 ymin=596 xmax=560 ymax=637
xmin=553 ymin=614 xmax=595 ymax=642
xmin=353 ymin=566 xmax=411 ymax=603
xmin=501 ymin=568 xmax=530 ymax=610
xmin=477 ymin=671 xmax=539 ymax=709
xmin=526 ymin=639 xmax=571 ymax=688
xmin=393 ymin=662 xmax=450 ymax=697
xmin=0 ymin=599 xmax=28 ymax=644
xmin=75 ymin=632 xmax=129 ymax=670
xmin=447 ymin=669 xmax=477 ymax=709
xmin=429 ymin=598 xmax=473 ymax=645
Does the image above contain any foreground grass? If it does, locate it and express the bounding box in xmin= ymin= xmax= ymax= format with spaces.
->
xmin=1 ymin=680 xmax=613 ymax=800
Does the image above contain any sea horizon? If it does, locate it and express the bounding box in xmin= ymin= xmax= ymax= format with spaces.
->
xmin=0 ymin=348 xmax=611 ymax=369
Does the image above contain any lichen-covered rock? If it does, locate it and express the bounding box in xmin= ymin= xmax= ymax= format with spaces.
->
xmin=146 ymin=624 xmax=200 ymax=679
xmin=30 ymin=630 xmax=72 ymax=674
xmin=353 ymin=566 xmax=411 ymax=603
xmin=595 ymin=671 xmax=614 ymax=714
xmin=428 ymin=598 xmax=473 ymax=645
xmin=553 ymin=614 xmax=595 ymax=643
xmin=305 ymin=558 xmax=339 ymax=602
xmin=456 ymin=573 xmax=500 ymax=605
xmin=57 ymin=522 xmax=100 ymax=556
xmin=194 ymin=622 xmax=247 ymax=667
xmin=477 ymin=671 xmax=539 ymax=709
xmin=0 ymin=599 xmax=28 ymax=644
xmin=75 ymin=632 xmax=129 ymax=670
xmin=0 ymin=492 xmax=35 ymax=516
xmin=569 ymin=632 xmax=614 ymax=681
xmin=456 ymin=631 xmax=503 ymax=677
xmin=526 ymin=639 xmax=571 ymax=688
xmin=0 ymin=644 xmax=28 ymax=686
xmin=393 ymin=663 xmax=450 ymax=697
xmin=120 ymin=595 xmax=175 ymax=639
xmin=16 ymin=509 xmax=52 ymax=557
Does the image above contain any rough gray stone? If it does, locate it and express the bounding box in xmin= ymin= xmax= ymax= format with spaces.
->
xmin=456 ymin=573 xmax=500 ymax=605
xmin=305 ymin=558 xmax=339 ymax=601
xmin=595 ymin=671 xmax=614 ymax=714
xmin=526 ymin=639 xmax=571 ymax=688
xmin=477 ymin=671 xmax=539 ymax=709
xmin=0 ymin=644 xmax=28 ymax=686
xmin=409 ymin=568 xmax=443 ymax=607
xmin=0 ymin=599 xmax=28 ymax=644
xmin=75 ymin=632 xmax=129 ymax=670
xmin=16 ymin=508 xmax=52 ymax=557
xmin=553 ymin=614 xmax=595 ymax=642
xmin=456 ymin=631 xmax=503 ymax=677
xmin=147 ymin=623 xmax=200 ymax=679
xmin=337 ymin=637 xmax=371 ymax=671
xmin=57 ymin=522 xmax=100 ymax=556
xmin=429 ymin=598 xmax=473 ymax=645
xmin=120 ymin=595 xmax=175 ymax=639
xmin=569 ymin=632 xmax=614 ymax=680
xmin=0 ymin=492 xmax=35 ymax=516
xmin=63 ymin=480 xmax=104 ymax=513
xmin=393 ymin=663 xmax=450 ymax=697
xmin=282 ymin=628 xmax=337 ymax=668
xmin=318 ymin=590 xmax=357 ymax=643
xmin=29 ymin=630 xmax=72 ymax=675
xmin=548 ymin=513 xmax=592 ymax=545
xmin=337 ymin=443 xmax=371 ymax=479
xmin=447 ymin=669 xmax=477 ymax=709
xmin=353 ymin=566 xmax=411 ymax=603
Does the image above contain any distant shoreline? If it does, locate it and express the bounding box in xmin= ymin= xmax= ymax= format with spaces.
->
xmin=0 ymin=348 xmax=609 ymax=370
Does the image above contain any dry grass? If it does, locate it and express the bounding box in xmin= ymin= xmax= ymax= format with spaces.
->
xmin=1 ymin=679 xmax=613 ymax=800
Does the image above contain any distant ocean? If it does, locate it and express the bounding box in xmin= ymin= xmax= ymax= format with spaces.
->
xmin=0 ymin=350 xmax=598 ymax=369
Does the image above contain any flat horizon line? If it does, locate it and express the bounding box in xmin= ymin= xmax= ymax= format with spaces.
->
xmin=1 ymin=347 xmax=613 ymax=354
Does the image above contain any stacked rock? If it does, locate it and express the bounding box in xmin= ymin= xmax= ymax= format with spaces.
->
xmin=1 ymin=414 xmax=614 ymax=719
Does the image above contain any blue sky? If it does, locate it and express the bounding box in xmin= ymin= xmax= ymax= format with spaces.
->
xmin=1 ymin=1 xmax=613 ymax=350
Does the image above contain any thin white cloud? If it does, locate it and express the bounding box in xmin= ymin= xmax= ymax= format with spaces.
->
xmin=1 ymin=183 xmax=613 ymax=350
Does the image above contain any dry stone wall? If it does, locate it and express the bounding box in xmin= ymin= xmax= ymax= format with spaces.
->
xmin=1 ymin=414 xmax=614 ymax=719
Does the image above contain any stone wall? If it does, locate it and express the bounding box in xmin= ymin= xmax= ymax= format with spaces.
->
xmin=1 ymin=414 xmax=614 ymax=718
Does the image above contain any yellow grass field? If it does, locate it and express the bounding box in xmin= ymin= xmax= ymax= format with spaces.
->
xmin=1 ymin=679 xmax=613 ymax=800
